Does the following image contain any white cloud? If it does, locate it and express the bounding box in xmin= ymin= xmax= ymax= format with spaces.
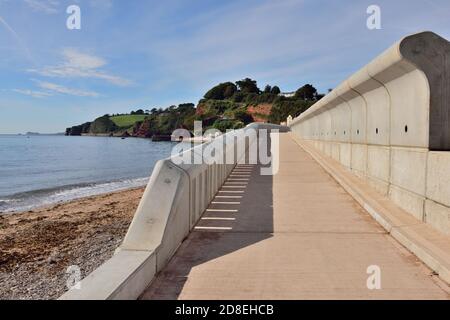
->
xmin=34 ymin=80 xmax=100 ymax=97
xmin=12 ymin=79 xmax=101 ymax=98
xmin=28 ymin=48 xmax=132 ymax=86
xmin=24 ymin=0 xmax=59 ymax=14
xmin=13 ymin=88 xmax=52 ymax=98
xmin=63 ymin=48 xmax=107 ymax=69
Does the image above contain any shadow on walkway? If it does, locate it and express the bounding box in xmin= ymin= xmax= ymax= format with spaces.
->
xmin=141 ymin=163 xmax=274 ymax=299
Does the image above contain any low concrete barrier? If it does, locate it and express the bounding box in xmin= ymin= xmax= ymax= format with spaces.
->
xmin=60 ymin=123 xmax=287 ymax=300
xmin=289 ymin=31 xmax=450 ymax=235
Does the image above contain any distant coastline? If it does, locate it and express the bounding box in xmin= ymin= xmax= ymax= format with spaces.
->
xmin=25 ymin=132 xmax=65 ymax=136
xmin=0 ymin=132 xmax=65 ymax=136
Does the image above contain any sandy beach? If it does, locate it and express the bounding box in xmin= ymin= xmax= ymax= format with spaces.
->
xmin=0 ymin=187 xmax=144 ymax=300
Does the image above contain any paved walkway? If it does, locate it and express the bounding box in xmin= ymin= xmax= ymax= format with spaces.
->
xmin=141 ymin=134 xmax=450 ymax=299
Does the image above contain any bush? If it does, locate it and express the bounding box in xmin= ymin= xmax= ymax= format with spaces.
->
xmin=213 ymin=119 xmax=242 ymax=132
xmin=268 ymin=99 xmax=314 ymax=124
xmin=231 ymin=91 xmax=246 ymax=102
xmin=200 ymin=100 xmax=241 ymax=117
xmin=234 ymin=109 xmax=253 ymax=124
xmin=232 ymin=121 xmax=245 ymax=129
xmin=244 ymin=92 xmax=277 ymax=104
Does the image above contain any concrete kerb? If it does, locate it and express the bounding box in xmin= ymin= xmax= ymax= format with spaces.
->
xmin=292 ymin=135 xmax=450 ymax=285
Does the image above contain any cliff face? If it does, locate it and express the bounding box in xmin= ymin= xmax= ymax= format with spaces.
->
xmin=195 ymin=103 xmax=206 ymax=116
xmin=247 ymin=103 xmax=272 ymax=122
xmin=133 ymin=120 xmax=153 ymax=138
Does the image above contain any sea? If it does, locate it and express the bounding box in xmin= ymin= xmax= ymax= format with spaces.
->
xmin=0 ymin=135 xmax=174 ymax=213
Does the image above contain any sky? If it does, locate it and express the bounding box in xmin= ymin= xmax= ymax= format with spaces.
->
xmin=0 ymin=0 xmax=449 ymax=134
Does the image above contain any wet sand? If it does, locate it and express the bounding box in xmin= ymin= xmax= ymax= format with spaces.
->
xmin=0 ymin=187 xmax=144 ymax=300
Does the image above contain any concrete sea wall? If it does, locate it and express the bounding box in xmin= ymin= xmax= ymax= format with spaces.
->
xmin=289 ymin=31 xmax=450 ymax=235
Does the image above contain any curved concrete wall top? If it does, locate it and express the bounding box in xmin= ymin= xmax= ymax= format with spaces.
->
xmin=290 ymin=31 xmax=450 ymax=150
xmin=289 ymin=31 xmax=450 ymax=236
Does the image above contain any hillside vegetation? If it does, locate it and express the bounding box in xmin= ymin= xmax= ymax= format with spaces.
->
xmin=65 ymin=78 xmax=323 ymax=138
xmin=110 ymin=115 xmax=148 ymax=128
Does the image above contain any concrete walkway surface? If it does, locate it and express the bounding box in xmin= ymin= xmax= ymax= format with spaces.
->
xmin=141 ymin=134 xmax=450 ymax=300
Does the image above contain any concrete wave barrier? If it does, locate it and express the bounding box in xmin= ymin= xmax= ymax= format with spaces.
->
xmin=289 ymin=31 xmax=450 ymax=236
xmin=60 ymin=123 xmax=288 ymax=300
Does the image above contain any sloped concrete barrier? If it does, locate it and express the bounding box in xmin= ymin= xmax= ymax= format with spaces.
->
xmin=289 ymin=31 xmax=450 ymax=235
xmin=60 ymin=123 xmax=287 ymax=300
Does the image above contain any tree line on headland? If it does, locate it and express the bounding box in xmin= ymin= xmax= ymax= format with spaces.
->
xmin=65 ymin=78 xmax=324 ymax=138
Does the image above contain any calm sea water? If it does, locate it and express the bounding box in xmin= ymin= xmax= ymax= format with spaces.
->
xmin=0 ymin=135 xmax=174 ymax=213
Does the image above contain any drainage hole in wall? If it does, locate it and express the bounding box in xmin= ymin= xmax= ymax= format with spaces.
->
xmin=405 ymin=125 xmax=408 ymax=133
xmin=357 ymin=129 xmax=360 ymax=135
xmin=376 ymin=128 xmax=379 ymax=134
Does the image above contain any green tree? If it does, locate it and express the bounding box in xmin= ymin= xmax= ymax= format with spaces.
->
xmin=178 ymin=103 xmax=195 ymax=112
xmin=204 ymin=82 xmax=237 ymax=100
xmin=235 ymin=78 xmax=260 ymax=94
xmin=271 ymin=86 xmax=281 ymax=95
xmin=294 ymin=84 xmax=318 ymax=101
xmin=223 ymin=84 xmax=237 ymax=99
xmin=263 ymin=85 xmax=272 ymax=93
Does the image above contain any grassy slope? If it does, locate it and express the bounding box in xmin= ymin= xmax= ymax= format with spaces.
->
xmin=110 ymin=115 xmax=147 ymax=128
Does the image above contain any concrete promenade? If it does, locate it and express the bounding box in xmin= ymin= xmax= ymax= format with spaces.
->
xmin=141 ymin=133 xmax=450 ymax=300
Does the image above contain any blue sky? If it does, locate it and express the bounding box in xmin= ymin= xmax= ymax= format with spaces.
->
xmin=0 ymin=0 xmax=449 ymax=133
